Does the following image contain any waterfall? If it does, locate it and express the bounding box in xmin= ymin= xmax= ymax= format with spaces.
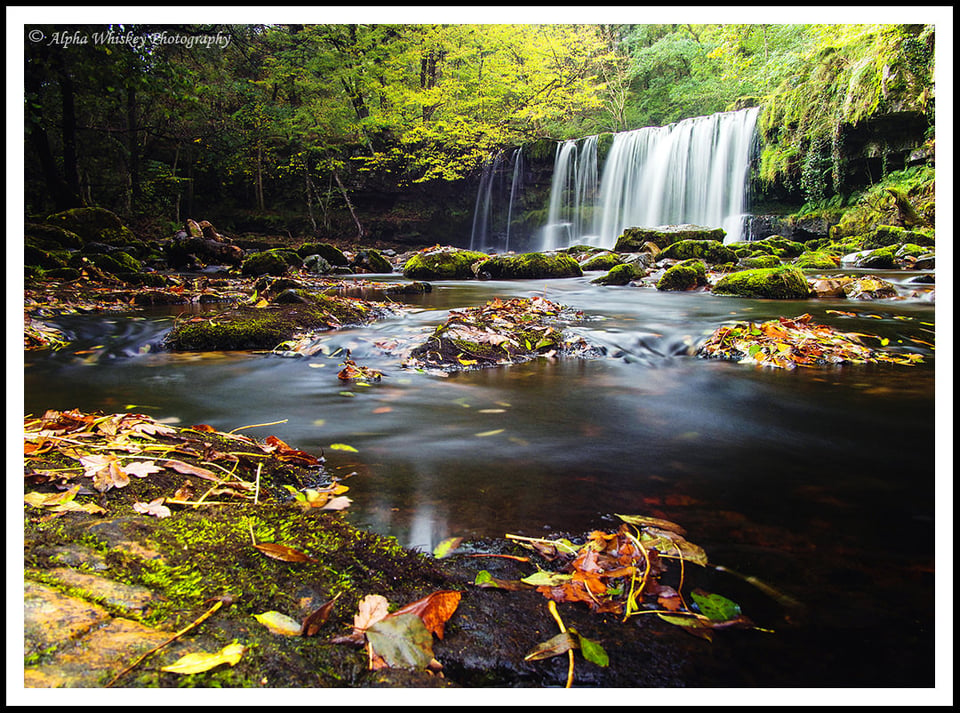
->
xmin=469 ymin=148 xmax=525 ymax=252
xmin=541 ymin=107 xmax=759 ymax=250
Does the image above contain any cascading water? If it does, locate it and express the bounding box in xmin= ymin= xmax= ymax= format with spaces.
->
xmin=469 ymin=148 xmax=525 ymax=253
xmin=540 ymin=107 xmax=759 ymax=250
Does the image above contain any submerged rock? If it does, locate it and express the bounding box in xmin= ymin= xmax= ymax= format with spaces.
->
xmin=712 ymin=266 xmax=811 ymax=299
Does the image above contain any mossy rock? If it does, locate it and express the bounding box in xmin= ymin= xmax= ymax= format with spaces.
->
xmin=42 ymin=267 xmax=82 ymax=282
xmin=25 ymin=244 xmax=69 ymax=270
xmin=658 ymin=239 xmax=737 ymax=264
xmin=712 ymin=266 xmax=811 ymax=299
xmin=165 ymin=295 xmax=376 ymax=351
xmin=297 ymin=242 xmax=349 ymax=266
xmin=854 ymin=246 xmax=898 ymax=269
xmin=579 ymin=251 xmax=623 ymax=271
xmin=402 ymin=247 xmax=489 ymax=280
xmin=115 ymin=272 xmax=168 ymax=287
xmin=477 ymin=252 xmax=582 ymax=280
xmin=25 ymin=223 xmax=83 ymax=250
xmin=241 ymin=249 xmax=302 ymax=277
xmin=352 ymin=249 xmax=393 ymax=274
xmin=656 ymin=260 xmax=707 ymax=291
xmin=742 ymin=236 xmax=805 ymax=259
xmin=45 ymin=207 xmax=137 ymax=246
xmin=862 ymin=225 xmax=935 ymax=250
xmin=843 ymin=276 xmax=899 ymax=300
xmin=90 ymin=252 xmax=142 ymax=276
xmin=739 ymin=254 xmax=781 ymax=269
xmin=794 ymin=252 xmax=841 ymax=269
xmin=895 ymin=243 xmax=928 ymax=260
xmin=614 ymin=225 xmax=726 ymax=252
xmin=302 ymin=254 xmax=333 ymax=274
xmin=592 ymin=262 xmax=644 ymax=286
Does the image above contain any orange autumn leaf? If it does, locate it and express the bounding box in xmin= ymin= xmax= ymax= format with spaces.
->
xmin=387 ymin=590 xmax=462 ymax=640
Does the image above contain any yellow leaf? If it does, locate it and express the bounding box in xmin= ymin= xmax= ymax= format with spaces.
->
xmin=161 ymin=642 xmax=246 ymax=674
xmin=330 ymin=443 xmax=358 ymax=452
xmin=254 ymin=611 xmax=302 ymax=636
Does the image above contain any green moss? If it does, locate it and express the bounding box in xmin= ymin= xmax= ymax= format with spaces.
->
xmin=862 ymin=224 xmax=935 ymax=250
xmin=579 ymin=251 xmax=622 ymax=271
xmin=592 ymin=263 xmax=643 ymax=286
xmin=615 ymin=225 xmax=726 ymax=251
xmin=476 ymin=252 xmax=582 ymax=279
xmin=242 ymin=250 xmax=303 ymax=277
xmin=739 ymin=254 xmax=781 ymax=269
xmin=297 ymin=243 xmax=349 ymax=266
xmin=713 ymin=266 xmax=811 ymax=299
xmin=352 ymin=249 xmax=393 ymax=274
xmin=25 ymin=222 xmax=84 ymax=250
xmin=402 ymin=248 xmax=489 ymax=279
xmin=656 ymin=260 xmax=707 ymax=291
xmin=794 ymin=251 xmax=841 ymax=269
xmin=658 ymin=240 xmax=737 ymax=264
xmin=45 ymin=207 xmax=137 ymax=246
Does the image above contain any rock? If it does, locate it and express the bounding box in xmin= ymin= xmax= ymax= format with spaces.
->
xmin=296 ymin=242 xmax=350 ymax=266
xmin=712 ymin=266 xmax=811 ymax=299
xmin=862 ymin=224 xmax=935 ymax=250
xmin=614 ymin=224 xmax=726 ymax=251
xmin=352 ymin=248 xmax=393 ymax=274
xmin=855 ymin=246 xmax=898 ymax=269
xmin=45 ymin=207 xmax=137 ymax=246
xmin=843 ymin=276 xmax=899 ymax=300
xmin=402 ymin=247 xmax=489 ymax=280
xmin=739 ymin=254 xmax=781 ymax=269
xmin=810 ymin=276 xmax=855 ymax=298
xmin=241 ymin=249 xmax=302 ymax=277
xmin=658 ymin=239 xmax=737 ymax=265
xmin=25 ymin=222 xmax=83 ymax=250
xmin=913 ymin=253 xmax=935 ymax=270
xmin=592 ymin=262 xmax=645 ymax=286
xmin=794 ymin=251 xmax=841 ymax=269
xmin=476 ymin=252 xmax=582 ymax=279
xmin=185 ymin=218 xmax=204 ymax=238
xmin=656 ymin=260 xmax=708 ymax=291
xmin=579 ymin=251 xmax=622 ymax=271
xmin=303 ymin=254 xmax=333 ymax=274
xmin=166 ymin=236 xmax=244 ymax=268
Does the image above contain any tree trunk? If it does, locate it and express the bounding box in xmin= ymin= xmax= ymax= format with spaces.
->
xmin=334 ymin=170 xmax=363 ymax=241
xmin=55 ymin=54 xmax=83 ymax=207
xmin=127 ymin=85 xmax=140 ymax=210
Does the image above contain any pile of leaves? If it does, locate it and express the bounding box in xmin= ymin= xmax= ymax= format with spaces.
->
xmin=474 ymin=515 xmax=761 ymax=644
xmin=404 ymin=296 xmax=601 ymax=371
xmin=23 ymin=409 xmax=347 ymax=517
xmin=695 ymin=313 xmax=925 ymax=369
xmin=24 ymin=315 xmax=69 ymax=351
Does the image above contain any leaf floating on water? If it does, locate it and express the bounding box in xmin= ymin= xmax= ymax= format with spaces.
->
xmin=616 ymin=513 xmax=687 ymax=535
xmin=319 ymin=495 xmax=352 ymax=511
xmin=253 ymin=542 xmax=318 ymax=564
xmin=329 ymin=443 xmax=358 ymax=453
xmin=254 ymin=610 xmax=303 ymax=636
xmin=160 ymin=642 xmax=247 ymax=674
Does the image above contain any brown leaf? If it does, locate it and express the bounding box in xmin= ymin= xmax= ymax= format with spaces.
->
xmin=162 ymin=459 xmax=224 ymax=483
xmin=300 ymin=594 xmax=341 ymax=637
xmin=253 ymin=542 xmax=318 ymax=564
xmin=387 ymin=590 xmax=461 ymax=640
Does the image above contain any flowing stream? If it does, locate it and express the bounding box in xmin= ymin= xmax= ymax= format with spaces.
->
xmin=22 ymin=271 xmax=938 ymax=686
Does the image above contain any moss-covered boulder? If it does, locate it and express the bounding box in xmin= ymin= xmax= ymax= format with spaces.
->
xmin=45 ymin=207 xmax=137 ymax=246
xmin=241 ymin=249 xmax=302 ymax=277
xmin=352 ymin=249 xmax=393 ymax=274
xmin=712 ymin=266 xmax=811 ymax=299
xmin=296 ymin=242 xmax=349 ymax=266
xmin=25 ymin=223 xmax=84 ymax=251
xmin=739 ymin=254 xmax=781 ymax=269
xmin=165 ymin=293 xmax=380 ymax=351
xmin=476 ymin=252 xmax=582 ymax=279
xmin=614 ymin=225 xmax=726 ymax=251
xmin=794 ymin=252 xmax=841 ymax=269
xmin=656 ymin=259 xmax=707 ymax=291
xmin=402 ymin=247 xmax=489 ymax=280
xmin=843 ymin=276 xmax=899 ymax=300
xmin=737 ymin=236 xmax=805 ymax=259
xmin=592 ymin=262 xmax=645 ymax=286
xmin=579 ymin=251 xmax=623 ymax=271
xmin=658 ymin=240 xmax=737 ymax=264
xmin=862 ymin=225 xmax=935 ymax=250
xmin=854 ymin=246 xmax=898 ymax=269
xmin=25 ymin=244 xmax=69 ymax=270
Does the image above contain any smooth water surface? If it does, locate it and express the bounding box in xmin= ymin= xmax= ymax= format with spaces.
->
xmin=23 ymin=273 xmax=939 ymax=687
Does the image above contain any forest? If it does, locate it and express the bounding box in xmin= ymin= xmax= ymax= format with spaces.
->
xmin=23 ymin=22 xmax=936 ymax=243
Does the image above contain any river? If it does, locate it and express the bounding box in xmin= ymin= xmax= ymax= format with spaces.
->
xmin=22 ymin=269 xmax=941 ymax=688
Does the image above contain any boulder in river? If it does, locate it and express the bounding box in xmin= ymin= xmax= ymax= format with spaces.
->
xmin=475 ymin=252 xmax=582 ymax=280
xmin=402 ymin=246 xmax=490 ymax=280
xmin=712 ymin=266 xmax=811 ymax=299
xmin=614 ymin=224 xmax=725 ymax=251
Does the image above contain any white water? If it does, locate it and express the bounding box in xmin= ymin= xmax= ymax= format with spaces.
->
xmin=469 ymin=148 xmax=525 ymax=253
xmin=539 ymin=107 xmax=759 ymax=250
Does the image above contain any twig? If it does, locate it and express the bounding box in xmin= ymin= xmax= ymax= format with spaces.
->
xmin=104 ymin=596 xmax=233 ymax=687
xmin=546 ymin=600 xmax=574 ymax=689
xmin=228 ymin=419 xmax=288 ymax=434
xmin=254 ymin=462 xmax=262 ymax=505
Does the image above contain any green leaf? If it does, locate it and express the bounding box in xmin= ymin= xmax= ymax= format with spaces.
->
xmin=365 ymin=613 xmax=434 ymax=670
xmin=572 ymin=630 xmax=609 ymax=667
xmin=690 ymin=589 xmax=742 ymax=622
xmin=521 ymin=571 xmax=573 ymax=587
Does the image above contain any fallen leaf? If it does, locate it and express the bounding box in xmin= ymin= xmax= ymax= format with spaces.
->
xmin=354 ymin=594 xmax=390 ymax=634
xmin=366 ymin=613 xmax=434 ymax=670
xmin=253 ymin=542 xmax=318 ymax=563
xmin=329 ymin=443 xmax=358 ymax=453
xmin=524 ymin=631 xmax=580 ymax=661
xmin=432 ymin=537 xmax=463 ymax=559
xmin=133 ymin=497 xmax=172 ymax=519
xmin=125 ymin=460 xmax=163 ymax=478
xmin=319 ymin=495 xmax=352 ymax=511
xmin=300 ymin=594 xmax=341 ymax=637
xmin=254 ymin=611 xmax=302 ymax=636
xmin=160 ymin=641 xmax=247 ymax=674
xmin=387 ymin=590 xmax=461 ymax=639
